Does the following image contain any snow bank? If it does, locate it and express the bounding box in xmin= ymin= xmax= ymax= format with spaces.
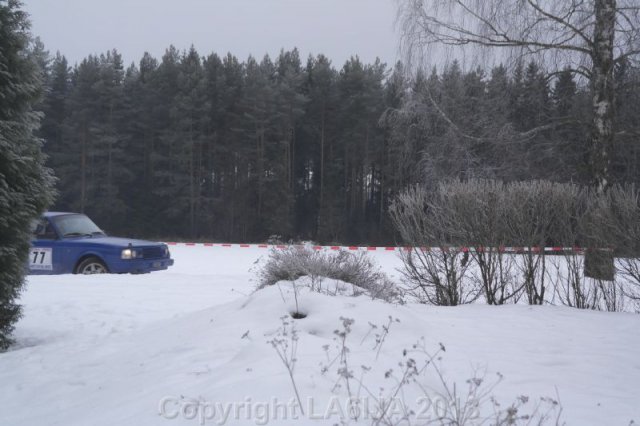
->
xmin=1 ymin=246 xmax=638 ymax=425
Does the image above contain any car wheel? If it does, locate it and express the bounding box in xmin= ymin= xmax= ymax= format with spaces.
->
xmin=75 ymin=257 xmax=108 ymax=274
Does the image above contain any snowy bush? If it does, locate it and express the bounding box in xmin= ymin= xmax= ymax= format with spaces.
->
xmin=256 ymin=246 xmax=401 ymax=303
xmin=389 ymin=185 xmax=478 ymax=305
xmin=390 ymin=181 xmax=519 ymax=305
xmin=579 ymin=185 xmax=639 ymax=311
xmin=398 ymin=247 xmax=477 ymax=305
xmin=618 ymin=257 xmax=640 ymax=311
xmin=391 ymin=179 xmax=640 ymax=310
xmin=505 ymin=181 xmax=582 ymax=305
xmin=448 ymin=180 xmax=521 ymax=305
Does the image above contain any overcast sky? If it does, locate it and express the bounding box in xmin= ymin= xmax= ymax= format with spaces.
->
xmin=23 ymin=0 xmax=400 ymax=68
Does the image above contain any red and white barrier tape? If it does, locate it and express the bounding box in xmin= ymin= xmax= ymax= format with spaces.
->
xmin=164 ymin=242 xmax=593 ymax=254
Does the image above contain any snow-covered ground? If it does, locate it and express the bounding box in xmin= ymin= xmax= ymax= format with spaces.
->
xmin=1 ymin=246 xmax=639 ymax=425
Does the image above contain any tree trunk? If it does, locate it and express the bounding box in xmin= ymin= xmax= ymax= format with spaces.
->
xmin=257 ymin=126 xmax=264 ymax=220
xmin=107 ymin=104 xmax=113 ymax=217
xmin=320 ymin=110 xmax=325 ymax=208
xmin=590 ymin=0 xmax=616 ymax=191
xmin=189 ymin=125 xmax=195 ymax=238
xmin=80 ymin=130 xmax=87 ymax=213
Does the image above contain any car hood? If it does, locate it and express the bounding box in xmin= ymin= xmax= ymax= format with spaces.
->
xmin=87 ymin=236 xmax=164 ymax=247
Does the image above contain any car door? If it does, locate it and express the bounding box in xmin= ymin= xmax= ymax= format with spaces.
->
xmin=30 ymin=218 xmax=63 ymax=274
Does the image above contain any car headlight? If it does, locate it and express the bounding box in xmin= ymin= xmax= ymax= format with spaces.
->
xmin=163 ymin=245 xmax=170 ymax=258
xmin=121 ymin=248 xmax=138 ymax=259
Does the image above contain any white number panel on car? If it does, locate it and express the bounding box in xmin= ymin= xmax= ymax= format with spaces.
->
xmin=29 ymin=247 xmax=53 ymax=271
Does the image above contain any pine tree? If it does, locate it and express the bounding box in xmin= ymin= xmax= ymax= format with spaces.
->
xmin=59 ymin=55 xmax=101 ymax=213
xmin=612 ymin=60 xmax=640 ymax=184
xmin=377 ymin=61 xmax=408 ymax=240
xmin=300 ymin=54 xmax=338 ymax=239
xmin=207 ymin=53 xmax=245 ymax=240
xmin=40 ymin=53 xmax=71 ymax=168
xmin=509 ymin=61 xmax=526 ymax=131
xmin=151 ymin=46 xmax=182 ymax=236
xmin=89 ymin=50 xmax=129 ymax=230
xmin=0 ymin=0 xmax=54 ymax=350
xmin=424 ymin=60 xmax=478 ymax=181
xmin=269 ymin=49 xmax=307 ymax=239
xmin=522 ymin=61 xmax=551 ymax=130
xmin=200 ymin=52 xmax=225 ymax=237
xmin=331 ymin=57 xmax=386 ymax=242
xmin=164 ymin=46 xmax=209 ymax=238
xmin=236 ymin=55 xmax=275 ymax=240
xmin=119 ymin=54 xmax=159 ymax=235
xmin=552 ymin=68 xmax=586 ymax=182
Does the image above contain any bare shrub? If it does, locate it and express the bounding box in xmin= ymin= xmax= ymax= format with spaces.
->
xmin=617 ymin=258 xmax=640 ymax=313
xmin=391 ymin=179 xmax=640 ymax=310
xmin=545 ymin=185 xmax=640 ymax=311
xmin=399 ymin=247 xmax=478 ymax=305
xmin=582 ymin=185 xmax=639 ymax=254
xmin=469 ymin=250 xmax=520 ymax=306
xmin=448 ymin=180 xmax=521 ymax=305
xmin=548 ymin=189 xmax=597 ymax=309
xmin=548 ymin=254 xmax=605 ymax=310
xmin=256 ymin=246 xmax=401 ymax=303
xmin=605 ymin=185 xmax=640 ymax=311
xmin=389 ymin=185 xmax=478 ymax=305
xmin=391 ymin=180 xmax=520 ymax=305
xmin=268 ymin=316 xmax=305 ymax=414
xmin=318 ymin=318 xmax=564 ymax=425
xmin=506 ymin=181 xmax=578 ymax=305
xmin=578 ymin=185 xmax=640 ymax=312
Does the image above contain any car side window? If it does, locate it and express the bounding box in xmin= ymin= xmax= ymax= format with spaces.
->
xmin=32 ymin=219 xmax=57 ymax=240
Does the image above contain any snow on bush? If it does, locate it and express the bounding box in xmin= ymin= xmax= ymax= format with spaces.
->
xmin=256 ymin=246 xmax=402 ymax=303
xmin=390 ymin=179 xmax=640 ymax=311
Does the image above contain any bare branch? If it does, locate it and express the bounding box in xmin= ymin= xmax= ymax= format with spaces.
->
xmin=526 ymin=0 xmax=593 ymax=47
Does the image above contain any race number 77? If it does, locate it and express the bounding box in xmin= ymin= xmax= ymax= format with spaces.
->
xmin=29 ymin=247 xmax=52 ymax=270
xmin=33 ymin=250 xmax=46 ymax=264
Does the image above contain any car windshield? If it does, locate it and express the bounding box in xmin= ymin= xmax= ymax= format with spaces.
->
xmin=53 ymin=214 xmax=105 ymax=237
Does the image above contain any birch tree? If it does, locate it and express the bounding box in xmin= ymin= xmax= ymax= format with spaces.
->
xmin=397 ymin=0 xmax=640 ymax=190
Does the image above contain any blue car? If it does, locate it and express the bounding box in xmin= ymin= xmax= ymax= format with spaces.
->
xmin=29 ymin=212 xmax=174 ymax=274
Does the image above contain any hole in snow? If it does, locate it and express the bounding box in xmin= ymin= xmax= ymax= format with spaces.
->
xmin=290 ymin=311 xmax=307 ymax=319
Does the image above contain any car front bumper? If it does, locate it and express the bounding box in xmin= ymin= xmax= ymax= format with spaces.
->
xmin=109 ymin=257 xmax=175 ymax=274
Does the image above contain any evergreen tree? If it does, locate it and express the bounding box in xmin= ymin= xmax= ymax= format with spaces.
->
xmin=330 ymin=57 xmax=386 ymax=242
xmin=0 ymin=0 xmax=54 ymax=350
xmin=207 ymin=53 xmax=245 ymax=240
xmin=301 ymin=54 xmax=338 ymax=239
xmin=165 ymin=46 xmax=209 ymax=238
xmin=612 ymin=60 xmax=640 ymax=184
xmin=58 ymin=55 xmax=101 ymax=213
xmin=151 ymin=46 xmax=182 ymax=235
xmin=41 ymin=53 xmax=71 ymax=163
xmin=270 ymin=49 xmax=307 ymax=239
xmin=238 ymin=55 xmax=275 ymax=239
xmin=486 ymin=65 xmax=510 ymax=119
xmin=509 ymin=61 xmax=526 ymax=131
xmin=484 ymin=64 xmax=516 ymax=177
xmin=89 ymin=50 xmax=129 ymax=230
xmin=377 ymin=61 xmax=408 ymax=240
xmin=199 ymin=52 xmax=224 ymax=237
xmin=119 ymin=54 xmax=159 ymax=235
xmin=552 ymin=67 xmax=586 ymax=182
xmin=423 ymin=61 xmax=479 ymax=181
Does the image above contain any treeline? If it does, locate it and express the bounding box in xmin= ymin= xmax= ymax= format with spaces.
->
xmin=36 ymin=45 xmax=640 ymax=244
